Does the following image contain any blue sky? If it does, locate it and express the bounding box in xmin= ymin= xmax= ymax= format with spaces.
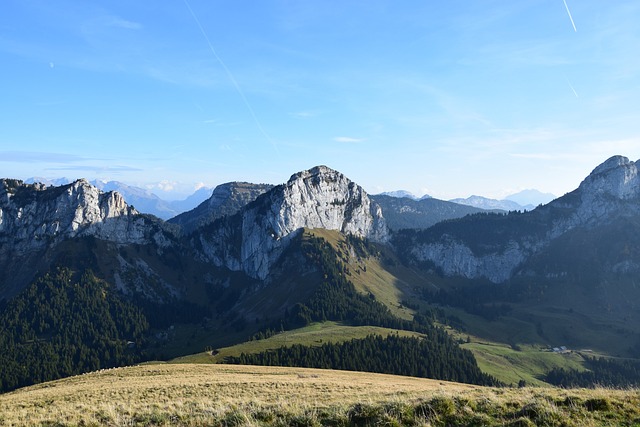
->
xmin=1 ymin=1 xmax=639 ymax=200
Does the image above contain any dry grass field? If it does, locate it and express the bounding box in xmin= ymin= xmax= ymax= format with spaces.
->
xmin=1 ymin=363 xmax=640 ymax=426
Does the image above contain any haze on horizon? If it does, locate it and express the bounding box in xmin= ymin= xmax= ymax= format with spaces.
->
xmin=1 ymin=1 xmax=640 ymax=200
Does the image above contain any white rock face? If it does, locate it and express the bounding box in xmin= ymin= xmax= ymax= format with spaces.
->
xmin=268 ymin=166 xmax=388 ymax=242
xmin=199 ymin=166 xmax=389 ymax=280
xmin=414 ymin=239 xmax=527 ymax=283
xmin=579 ymin=156 xmax=640 ymax=199
xmin=0 ymin=179 xmax=157 ymax=256
xmin=573 ymin=156 xmax=640 ymax=222
xmin=410 ymin=156 xmax=640 ymax=283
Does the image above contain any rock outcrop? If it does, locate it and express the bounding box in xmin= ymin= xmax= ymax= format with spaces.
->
xmin=0 ymin=178 xmax=163 ymax=256
xmin=197 ymin=166 xmax=388 ymax=280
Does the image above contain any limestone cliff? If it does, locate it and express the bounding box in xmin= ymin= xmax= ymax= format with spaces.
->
xmin=0 ymin=178 xmax=165 ymax=256
xmin=197 ymin=166 xmax=389 ymax=280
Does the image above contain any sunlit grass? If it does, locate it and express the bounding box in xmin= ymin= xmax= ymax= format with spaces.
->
xmin=1 ymin=363 xmax=639 ymax=426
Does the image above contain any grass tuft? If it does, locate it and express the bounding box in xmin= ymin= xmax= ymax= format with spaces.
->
xmin=583 ymin=397 xmax=611 ymax=412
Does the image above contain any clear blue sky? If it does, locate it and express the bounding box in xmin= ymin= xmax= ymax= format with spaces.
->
xmin=1 ymin=1 xmax=639 ymax=200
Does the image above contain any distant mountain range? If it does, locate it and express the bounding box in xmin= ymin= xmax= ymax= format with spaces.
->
xmin=379 ymin=189 xmax=556 ymax=212
xmin=448 ymin=195 xmax=528 ymax=211
xmin=505 ymin=189 xmax=557 ymax=207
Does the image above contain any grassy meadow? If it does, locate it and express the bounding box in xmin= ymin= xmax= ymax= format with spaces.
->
xmin=174 ymin=320 xmax=593 ymax=388
xmin=1 ymin=363 xmax=639 ymax=426
xmin=173 ymin=321 xmax=425 ymax=364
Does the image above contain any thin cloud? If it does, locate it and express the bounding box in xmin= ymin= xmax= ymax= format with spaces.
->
xmin=106 ymin=17 xmax=143 ymax=30
xmin=147 ymin=180 xmax=178 ymax=192
xmin=333 ymin=136 xmax=364 ymax=143
xmin=194 ymin=182 xmax=209 ymax=191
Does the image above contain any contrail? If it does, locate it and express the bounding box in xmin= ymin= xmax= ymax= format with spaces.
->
xmin=562 ymin=0 xmax=577 ymax=32
xmin=181 ymin=0 xmax=278 ymax=151
xmin=565 ymin=78 xmax=579 ymax=98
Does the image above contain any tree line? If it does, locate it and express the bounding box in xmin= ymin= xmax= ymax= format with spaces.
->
xmin=545 ymin=357 xmax=640 ymax=388
xmin=226 ymin=334 xmax=500 ymax=386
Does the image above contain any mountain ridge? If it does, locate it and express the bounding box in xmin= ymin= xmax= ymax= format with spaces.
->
xmin=402 ymin=155 xmax=640 ymax=283
xmin=169 ymin=181 xmax=273 ymax=234
xmin=25 ymin=178 xmax=556 ymax=220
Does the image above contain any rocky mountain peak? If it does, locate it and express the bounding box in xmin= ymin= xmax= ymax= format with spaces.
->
xmin=0 ymin=179 xmax=162 ymax=256
xmin=288 ymin=165 xmax=339 ymax=182
xmin=275 ymin=165 xmax=388 ymax=242
xmin=197 ymin=166 xmax=388 ymax=280
xmin=579 ymin=155 xmax=640 ymax=200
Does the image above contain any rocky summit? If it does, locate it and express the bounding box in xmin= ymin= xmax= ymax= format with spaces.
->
xmin=0 ymin=178 xmax=158 ymax=255
xmin=0 ymin=178 xmax=179 ymax=299
xmin=196 ymin=165 xmax=388 ymax=280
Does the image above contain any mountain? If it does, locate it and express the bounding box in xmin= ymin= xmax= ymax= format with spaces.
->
xmin=3 ymin=156 xmax=640 ymax=392
xmin=195 ymin=166 xmax=388 ymax=280
xmin=168 ymin=182 xmax=273 ymax=233
xmin=449 ymin=191 xmax=557 ymax=212
xmin=1 ymin=166 xmax=387 ymax=297
xmin=449 ymin=195 xmax=527 ymax=211
xmin=505 ymin=189 xmax=556 ymax=207
xmin=371 ymin=194 xmax=491 ymax=230
xmin=383 ymin=156 xmax=640 ymax=358
xmin=0 ymin=178 xmax=176 ymax=298
xmin=2 ymin=166 xmax=474 ymax=392
xmin=398 ymin=156 xmax=640 ymax=283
